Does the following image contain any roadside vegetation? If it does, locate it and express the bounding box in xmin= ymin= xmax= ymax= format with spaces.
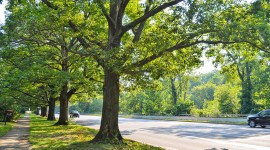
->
xmin=120 ymin=115 xmax=247 ymax=125
xmin=0 ymin=122 xmax=15 ymax=137
xmin=29 ymin=115 xmax=163 ymax=150
xmin=70 ymin=70 xmax=265 ymax=118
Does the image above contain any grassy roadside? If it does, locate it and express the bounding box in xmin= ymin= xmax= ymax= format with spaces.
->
xmin=85 ymin=113 xmax=247 ymax=125
xmin=0 ymin=122 xmax=15 ymax=137
xmin=119 ymin=115 xmax=247 ymax=125
xmin=84 ymin=113 xmax=247 ymax=125
xmin=29 ymin=115 xmax=163 ymax=150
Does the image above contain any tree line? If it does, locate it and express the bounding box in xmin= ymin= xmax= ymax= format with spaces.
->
xmin=76 ymin=65 xmax=270 ymax=117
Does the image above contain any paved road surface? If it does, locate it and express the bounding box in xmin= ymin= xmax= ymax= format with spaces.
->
xmin=74 ymin=115 xmax=270 ymax=150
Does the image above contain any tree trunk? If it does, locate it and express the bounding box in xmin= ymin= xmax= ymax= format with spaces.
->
xmin=240 ymin=62 xmax=253 ymax=114
xmin=171 ymin=78 xmax=177 ymax=104
xmin=92 ymin=69 xmax=123 ymax=143
xmin=140 ymin=99 xmax=143 ymax=115
xmin=55 ymin=84 xmax=69 ymax=125
xmin=92 ymin=0 xmax=124 ymax=143
xmin=47 ymin=97 xmax=56 ymax=121
xmin=36 ymin=107 xmax=40 ymax=115
xmin=40 ymin=106 xmax=47 ymax=117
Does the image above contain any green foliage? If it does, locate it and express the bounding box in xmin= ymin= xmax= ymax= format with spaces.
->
xmin=202 ymin=99 xmax=221 ymax=117
xmin=120 ymin=88 xmax=163 ymax=115
xmin=214 ymin=84 xmax=240 ymax=114
xmin=0 ymin=0 xmax=103 ymax=114
xmin=120 ymin=76 xmax=195 ymax=116
xmin=164 ymin=100 xmax=194 ymax=116
xmin=0 ymin=95 xmax=23 ymax=121
xmin=252 ymin=60 xmax=270 ymax=111
xmin=69 ymin=98 xmax=103 ymax=113
xmin=190 ymin=83 xmax=216 ymax=109
xmin=190 ymin=83 xmax=241 ymax=117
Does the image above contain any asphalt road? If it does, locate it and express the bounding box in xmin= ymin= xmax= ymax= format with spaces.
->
xmin=74 ymin=115 xmax=270 ymax=150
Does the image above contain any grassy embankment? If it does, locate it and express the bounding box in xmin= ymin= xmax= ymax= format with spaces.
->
xmin=85 ymin=113 xmax=247 ymax=125
xmin=117 ymin=114 xmax=247 ymax=125
xmin=0 ymin=121 xmax=15 ymax=137
xmin=29 ymin=115 xmax=163 ymax=150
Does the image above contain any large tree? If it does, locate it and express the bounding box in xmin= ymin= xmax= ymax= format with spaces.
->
xmin=66 ymin=0 xmax=251 ymax=142
xmin=4 ymin=0 xmax=256 ymax=142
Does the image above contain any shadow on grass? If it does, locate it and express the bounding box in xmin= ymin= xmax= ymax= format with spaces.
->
xmin=30 ymin=115 xmax=163 ymax=150
xmin=68 ymin=140 xmax=163 ymax=150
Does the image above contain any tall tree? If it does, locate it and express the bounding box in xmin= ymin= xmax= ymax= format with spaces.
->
xmin=251 ymin=57 xmax=270 ymax=111
xmin=70 ymin=0 xmax=250 ymax=142
xmin=209 ymin=43 xmax=258 ymax=113
xmin=7 ymin=0 xmax=256 ymax=142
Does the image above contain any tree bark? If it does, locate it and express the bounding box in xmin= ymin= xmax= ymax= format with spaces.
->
xmin=171 ymin=78 xmax=177 ymax=104
xmin=240 ymin=62 xmax=253 ymax=114
xmin=36 ymin=107 xmax=40 ymax=115
xmin=55 ymin=84 xmax=69 ymax=125
xmin=47 ymin=97 xmax=56 ymax=121
xmin=92 ymin=68 xmax=122 ymax=143
xmin=54 ymin=44 xmax=77 ymax=125
xmin=40 ymin=106 xmax=47 ymax=117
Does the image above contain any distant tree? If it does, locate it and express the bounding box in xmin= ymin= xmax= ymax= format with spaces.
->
xmin=214 ymin=84 xmax=240 ymax=114
xmin=252 ymin=60 xmax=270 ymax=111
xmin=190 ymin=83 xmax=216 ymax=109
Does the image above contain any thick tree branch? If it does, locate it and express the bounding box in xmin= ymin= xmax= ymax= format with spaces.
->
xmin=244 ymin=41 xmax=270 ymax=53
xmin=227 ymin=52 xmax=244 ymax=80
xmin=121 ymin=0 xmax=184 ymax=35
xmin=96 ymin=1 xmax=115 ymax=27
xmin=68 ymin=21 xmax=96 ymax=49
xmin=88 ymin=77 xmax=104 ymax=84
xmin=41 ymin=0 xmax=58 ymax=10
xmin=12 ymin=88 xmax=42 ymax=101
xmin=132 ymin=2 xmax=151 ymax=42
xmin=124 ymin=40 xmax=236 ymax=71
xmin=117 ymin=0 xmax=130 ymax=26
xmin=68 ymin=20 xmax=104 ymax=66
xmin=67 ymin=89 xmax=76 ymax=100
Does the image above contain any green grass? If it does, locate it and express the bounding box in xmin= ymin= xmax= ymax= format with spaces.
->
xmin=119 ymin=115 xmax=247 ymax=125
xmin=0 ymin=121 xmax=15 ymax=137
xmin=29 ymin=115 xmax=163 ymax=150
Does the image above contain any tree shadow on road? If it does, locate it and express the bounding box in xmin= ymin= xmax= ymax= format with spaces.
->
xmin=140 ymin=124 xmax=270 ymax=140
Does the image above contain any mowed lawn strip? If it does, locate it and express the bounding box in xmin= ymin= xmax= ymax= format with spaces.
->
xmin=29 ymin=115 xmax=163 ymax=150
xmin=0 ymin=122 xmax=15 ymax=137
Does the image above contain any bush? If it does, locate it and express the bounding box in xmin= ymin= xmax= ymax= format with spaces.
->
xmin=190 ymin=107 xmax=204 ymax=117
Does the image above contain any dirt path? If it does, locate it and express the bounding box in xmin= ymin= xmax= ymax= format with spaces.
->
xmin=0 ymin=115 xmax=31 ymax=150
